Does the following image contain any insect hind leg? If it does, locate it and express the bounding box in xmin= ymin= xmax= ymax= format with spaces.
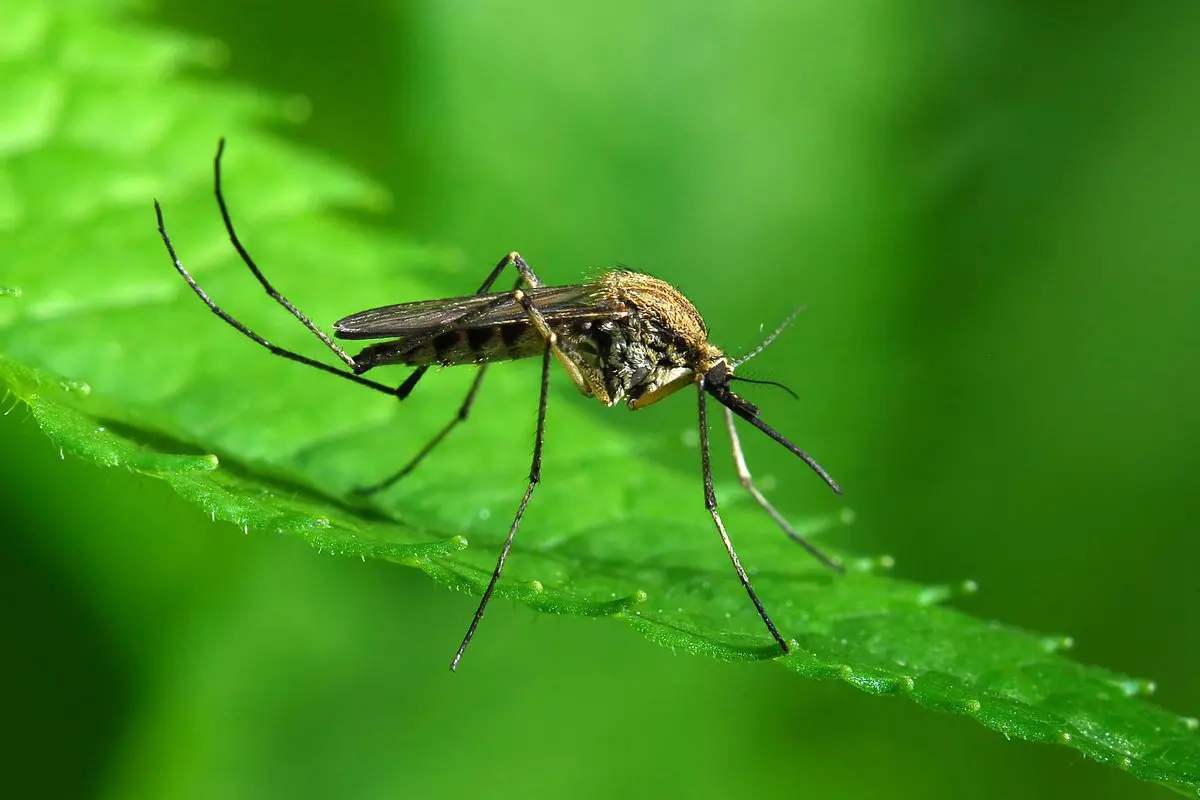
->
xmin=354 ymin=365 xmax=489 ymax=495
xmin=210 ymin=138 xmax=362 ymax=371
xmin=154 ymin=150 xmax=401 ymax=397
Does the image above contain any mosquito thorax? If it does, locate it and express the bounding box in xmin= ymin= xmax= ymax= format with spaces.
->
xmin=557 ymin=271 xmax=725 ymax=409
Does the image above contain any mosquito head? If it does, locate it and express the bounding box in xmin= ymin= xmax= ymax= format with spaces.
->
xmin=701 ymin=359 xmax=760 ymax=417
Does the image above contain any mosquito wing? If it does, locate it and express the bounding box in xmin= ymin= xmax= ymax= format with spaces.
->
xmin=336 ymin=282 xmax=631 ymax=370
xmin=334 ymin=283 xmax=623 ymax=340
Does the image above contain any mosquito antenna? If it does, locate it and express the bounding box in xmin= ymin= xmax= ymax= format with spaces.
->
xmin=733 ymin=305 xmax=804 ymax=369
xmin=711 ymin=386 xmax=841 ymax=494
xmin=729 ymin=375 xmax=799 ymax=401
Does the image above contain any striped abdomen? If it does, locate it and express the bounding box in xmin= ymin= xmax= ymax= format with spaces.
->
xmin=352 ymin=322 xmax=545 ymax=369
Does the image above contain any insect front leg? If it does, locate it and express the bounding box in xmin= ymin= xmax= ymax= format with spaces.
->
xmin=696 ymin=381 xmax=790 ymax=656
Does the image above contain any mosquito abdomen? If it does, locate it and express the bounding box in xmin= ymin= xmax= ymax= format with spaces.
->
xmin=353 ymin=323 xmax=545 ymax=369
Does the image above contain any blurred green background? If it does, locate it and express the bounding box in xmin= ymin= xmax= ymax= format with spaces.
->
xmin=2 ymin=1 xmax=1198 ymax=797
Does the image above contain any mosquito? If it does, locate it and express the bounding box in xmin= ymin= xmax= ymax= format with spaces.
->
xmin=153 ymin=139 xmax=844 ymax=671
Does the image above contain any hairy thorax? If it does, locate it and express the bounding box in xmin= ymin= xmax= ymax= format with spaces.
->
xmin=558 ymin=272 xmax=726 ymax=408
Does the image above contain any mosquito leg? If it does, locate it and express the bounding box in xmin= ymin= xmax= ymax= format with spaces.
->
xmin=195 ymin=148 xmax=540 ymax=386
xmin=164 ymin=144 xmax=554 ymax=501
xmin=722 ymin=405 xmax=842 ymax=572
xmin=154 ymin=200 xmax=402 ymax=396
xmin=354 ymin=366 xmax=490 ymax=495
xmin=488 ymin=256 xmax=600 ymax=398
xmin=503 ymin=251 xmax=545 ymax=288
xmin=450 ymin=342 xmax=551 ymax=671
xmin=358 ymin=262 xmax=533 ymax=494
xmin=697 ymin=382 xmax=790 ymax=655
xmin=210 ymin=139 xmax=362 ymax=369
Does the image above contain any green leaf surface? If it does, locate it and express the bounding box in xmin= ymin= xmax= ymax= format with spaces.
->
xmin=2 ymin=1 xmax=1198 ymax=795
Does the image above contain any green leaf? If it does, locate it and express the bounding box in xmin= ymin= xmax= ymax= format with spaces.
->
xmin=2 ymin=1 xmax=1198 ymax=795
